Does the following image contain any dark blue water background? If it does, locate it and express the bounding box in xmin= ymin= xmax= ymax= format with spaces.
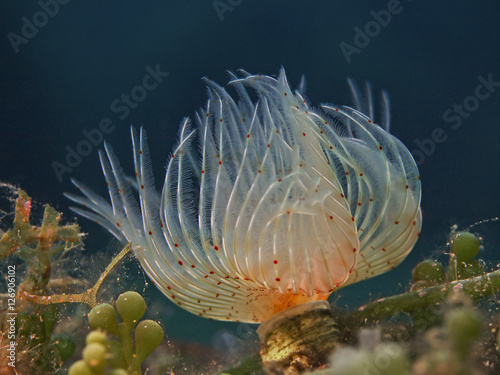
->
xmin=1 ymin=1 xmax=499 ymax=348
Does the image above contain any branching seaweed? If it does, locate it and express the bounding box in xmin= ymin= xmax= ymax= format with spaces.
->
xmin=0 ymin=189 xmax=132 ymax=374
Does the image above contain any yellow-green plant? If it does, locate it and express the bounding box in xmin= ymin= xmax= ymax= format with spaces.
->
xmin=69 ymin=291 xmax=164 ymax=375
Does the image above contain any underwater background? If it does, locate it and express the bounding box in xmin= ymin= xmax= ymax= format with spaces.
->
xmin=1 ymin=0 xmax=499 ymax=352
